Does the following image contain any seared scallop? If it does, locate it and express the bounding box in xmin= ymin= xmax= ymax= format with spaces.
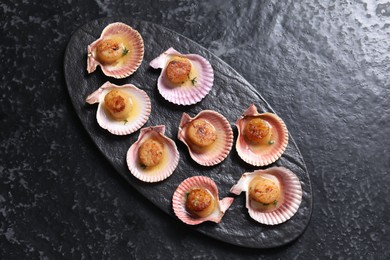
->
xmin=186 ymin=118 xmax=217 ymax=148
xmin=138 ymin=139 xmax=164 ymax=168
xmin=186 ymin=187 xmax=216 ymax=218
xmin=103 ymin=89 xmax=133 ymax=120
xmin=249 ymin=177 xmax=281 ymax=205
xmin=165 ymin=56 xmax=192 ymax=84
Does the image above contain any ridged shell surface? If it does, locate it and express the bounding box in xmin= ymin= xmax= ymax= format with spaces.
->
xmin=126 ymin=125 xmax=179 ymax=183
xmin=172 ymin=176 xmax=234 ymax=225
xmin=86 ymin=81 xmax=151 ymax=135
xmin=236 ymin=104 xmax=289 ymax=166
xmin=230 ymin=167 xmax=302 ymax=225
xmin=87 ymin=22 xmax=144 ymax=78
xmin=178 ymin=110 xmax=233 ymax=166
xmin=149 ymin=47 xmax=214 ymax=105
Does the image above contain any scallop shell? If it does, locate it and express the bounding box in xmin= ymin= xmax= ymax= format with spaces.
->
xmin=86 ymin=81 xmax=151 ymax=135
xmin=230 ymin=167 xmax=302 ymax=225
xmin=126 ymin=125 xmax=179 ymax=183
xmin=236 ymin=104 xmax=289 ymax=166
xmin=178 ymin=110 xmax=233 ymax=166
xmin=172 ymin=176 xmax=234 ymax=225
xmin=149 ymin=47 xmax=214 ymax=105
xmin=87 ymin=22 xmax=144 ymax=78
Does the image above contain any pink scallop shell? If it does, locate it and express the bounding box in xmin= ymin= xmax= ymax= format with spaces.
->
xmin=235 ymin=104 xmax=289 ymax=166
xmin=87 ymin=22 xmax=144 ymax=78
xmin=149 ymin=47 xmax=214 ymax=105
xmin=86 ymin=81 xmax=151 ymax=135
xmin=172 ymin=176 xmax=234 ymax=225
xmin=178 ymin=110 xmax=233 ymax=166
xmin=126 ymin=125 xmax=179 ymax=183
xmin=230 ymin=167 xmax=302 ymax=225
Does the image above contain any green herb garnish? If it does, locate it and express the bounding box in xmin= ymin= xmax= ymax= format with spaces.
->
xmin=268 ymin=140 xmax=275 ymax=145
xmin=261 ymin=200 xmax=278 ymax=206
xmin=122 ymin=47 xmax=129 ymax=56
xmin=124 ymin=119 xmax=128 ymax=125
xmin=190 ymin=77 xmax=197 ymax=85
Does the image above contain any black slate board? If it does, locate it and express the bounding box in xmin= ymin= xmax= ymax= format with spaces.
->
xmin=64 ymin=17 xmax=313 ymax=249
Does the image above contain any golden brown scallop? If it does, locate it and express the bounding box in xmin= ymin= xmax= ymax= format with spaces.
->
xmin=138 ymin=139 xmax=164 ymax=168
xmin=186 ymin=188 xmax=216 ymax=218
xmin=103 ymin=89 xmax=132 ymax=120
xmin=244 ymin=118 xmax=272 ymax=145
xmin=96 ymin=38 xmax=124 ymax=64
xmin=165 ymin=57 xmax=192 ymax=84
xmin=249 ymin=177 xmax=280 ymax=205
xmin=186 ymin=119 xmax=217 ymax=148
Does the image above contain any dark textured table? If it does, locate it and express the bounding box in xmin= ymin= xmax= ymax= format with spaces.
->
xmin=1 ymin=0 xmax=389 ymax=259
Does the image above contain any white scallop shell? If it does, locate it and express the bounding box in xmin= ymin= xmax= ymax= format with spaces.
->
xmin=86 ymin=81 xmax=151 ymax=135
xmin=230 ymin=167 xmax=302 ymax=225
xmin=149 ymin=47 xmax=214 ymax=105
xmin=178 ymin=110 xmax=233 ymax=166
xmin=172 ymin=176 xmax=234 ymax=225
xmin=87 ymin=22 xmax=144 ymax=78
xmin=236 ymin=104 xmax=289 ymax=166
xmin=126 ymin=125 xmax=179 ymax=183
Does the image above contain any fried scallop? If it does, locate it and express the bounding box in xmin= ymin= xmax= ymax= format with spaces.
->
xmin=172 ymin=176 xmax=234 ymax=225
xmin=244 ymin=118 xmax=273 ymax=145
xmin=87 ymin=22 xmax=144 ymax=78
xmin=149 ymin=47 xmax=214 ymax=105
xmin=138 ymin=139 xmax=164 ymax=168
xmin=95 ymin=38 xmax=123 ymax=64
xmin=178 ymin=110 xmax=233 ymax=166
xmin=165 ymin=56 xmax=192 ymax=84
xmin=127 ymin=125 xmax=179 ymax=183
xmin=86 ymin=81 xmax=151 ymax=135
xmin=186 ymin=118 xmax=217 ymax=148
xmin=185 ymin=187 xmax=216 ymax=218
xmin=103 ymin=89 xmax=133 ymax=120
xmin=236 ymin=104 xmax=289 ymax=166
xmin=230 ymin=167 xmax=302 ymax=225
xmin=249 ymin=177 xmax=281 ymax=205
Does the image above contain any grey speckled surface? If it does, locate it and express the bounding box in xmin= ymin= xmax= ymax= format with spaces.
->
xmin=1 ymin=0 xmax=389 ymax=259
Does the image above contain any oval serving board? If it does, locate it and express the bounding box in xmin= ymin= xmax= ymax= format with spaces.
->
xmin=64 ymin=18 xmax=312 ymax=249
